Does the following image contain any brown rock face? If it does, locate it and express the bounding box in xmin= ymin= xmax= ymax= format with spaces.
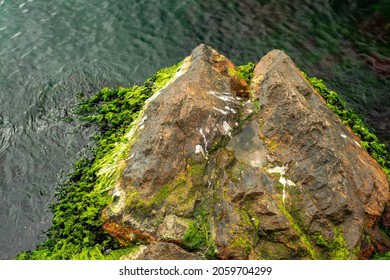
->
xmin=251 ymin=50 xmax=389 ymax=259
xmin=103 ymin=45 xmax=389 ymax=259
xmin=135 ymin=242 xmax=201 ymax=260
xmin=383 ymin=206 xmax=390 ymax=228
xmin=103 ymin=44 xmax=248 ymax=248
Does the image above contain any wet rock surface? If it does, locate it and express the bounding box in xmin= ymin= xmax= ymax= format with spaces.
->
xmin=251 ymin=50 xmax=389 ymax=259
xmin=134 ymin=242 xmax=201 ymax=260
xmin=103 ymin=45 xmax=389 ymax=259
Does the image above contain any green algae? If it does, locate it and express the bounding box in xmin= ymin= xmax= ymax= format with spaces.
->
xmin=233 ymin=207 xmax=261 ymax=258
xmin=372 ymin=251 xmax=390 ymax=260
xmin=278 ymin=204 xmax=319 ymax=259
xmin=231 ymin=236 xmax=253 ymax=259
xmin=182 ymin=207 xmax=217 ymax=259
xmin=15 ymin=61 xmax=183 ymax=260
xmin=312 ymin=227 xmax=350 ymax=260
xmin=125 ymin=161 xmax=204 ymax=217
xmin=236 ymin=62 xmax=256 ymax=85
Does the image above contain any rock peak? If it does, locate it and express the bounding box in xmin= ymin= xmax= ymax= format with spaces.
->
xmin=102 ymin=45 xmax=389 ymax=260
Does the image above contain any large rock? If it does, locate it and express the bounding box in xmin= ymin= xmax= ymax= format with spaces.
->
xmin=102 ymin=44 xmax=248 ymax=246
xmin=102 ymin=45 xmax=389 ymax=259
xmin=250 ymin=50 xmax=389 ymax=259
xmin=134 ymin=242 xmax=201 ymax=260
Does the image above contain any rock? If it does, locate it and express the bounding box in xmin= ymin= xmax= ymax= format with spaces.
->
xmin=103 ymin=43 xmax=248 ymax=246
xmin=370 ymin=226 xmax=390 ymax=256
xmin=135 ymin=242 xmax=202 ymax=260
xmin=251 ymin=49 xmax=389 ymax=258
xmin=382 ymin=205 xmax=390 ymax=228
xmin=102 ymin=45 xmax=389 ymax=259
xmin=157 ymin=215 xmax=191 ymax=241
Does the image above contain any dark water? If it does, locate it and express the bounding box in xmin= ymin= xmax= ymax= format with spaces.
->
xmin=0 ymin=0 xmax=389 ymax=259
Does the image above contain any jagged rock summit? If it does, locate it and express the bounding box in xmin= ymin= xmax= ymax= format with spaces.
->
xmin=102 ymin=44 xmax=390 ymax=259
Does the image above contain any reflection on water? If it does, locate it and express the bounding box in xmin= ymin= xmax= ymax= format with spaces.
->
xmin=0 ymin=0 xmax=389 ymax=259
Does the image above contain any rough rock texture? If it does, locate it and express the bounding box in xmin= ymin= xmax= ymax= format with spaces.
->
xmin=382 ymin=206 xmax=390 ymax=228
xmin=102 ymin=44 xmax=390 ymax=259
xmin=102 ymin=44 xmax=248 ymax=248
xmin=135 ymin=242 xmax=201 ymax=260
xmin=250 ymin=50 xmax=389 ymax=259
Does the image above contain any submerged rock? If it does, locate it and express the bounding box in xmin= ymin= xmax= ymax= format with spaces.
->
xmin=102 ymin=44 xmax=389 ymax=259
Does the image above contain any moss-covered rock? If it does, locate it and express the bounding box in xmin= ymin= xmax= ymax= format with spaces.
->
xmin=16 ymin=44 xmax=390 ymax=260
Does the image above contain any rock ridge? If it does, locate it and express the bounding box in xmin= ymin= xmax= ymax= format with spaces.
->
xmin=102 ymin=44 xmax=390 ymax=259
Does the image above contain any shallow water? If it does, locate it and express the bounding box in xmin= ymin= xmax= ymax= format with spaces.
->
xmin=0 ymin=0 xmax=389 ymax=259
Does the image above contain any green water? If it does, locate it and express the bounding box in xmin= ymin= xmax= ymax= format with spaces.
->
xmin=0 ymin=0 xmax=389 ymax=259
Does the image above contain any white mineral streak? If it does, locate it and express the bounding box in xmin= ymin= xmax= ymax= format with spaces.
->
xmin=110 ymin=186 xmax=126 ymax=213
xmin=139 ymin=115 xmax=148 ymax=125
xmin=199 ymin=128 xmax=208 ymax=151
xmin=266 ymin=165 xmax=296 ymax=203
xmin=195 ymin=144 xmax=206 ymax=159
xmin=112 ymin=189 xmax=122 ymax=198
xmin=212 ymin=107 xmax=228 ymax=115
xmin=354 ymin=140 xmax=361 ymax=147
xmin=267 ymin=165 xmax=287 ymax=174
xmin=199 ymin=128 xmax=209 ymax=159
xmin=222 ymin=121 xmax=232 ymax=137
xmin=207 ymin=90 xmax=236 ymax=103
xmin=224 ymin=106 xmax=237 ymax=114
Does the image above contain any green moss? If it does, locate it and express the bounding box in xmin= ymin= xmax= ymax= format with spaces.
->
xmin=268 ymin=139 xmax=278 ymax=152
xmin=302 ymin=72 xmax=390 ymax=179
xmin=231 ymin=236 xmax=253 ymax=258
xmin=313 ymin=227 xmax=350 ymax=260
xmin=274 ymin=183 xmax=284 ymax=192
xmin=237 ymin=62 xmax=256 ymax=85
xmin=15 ymin=60 xmax=183 ymax=260
xmin=252 ymin=98 xmax=260 ymax=111
xmin=130 ymin=162 xmax=202 ymax=215
xmin=226 ymin=161 xmax=246 ymax=183
xmin=148 ymin=178 xmax=187 ymax=208
xmin=152 ymin=61 xmax=183 ymax=91
xmin=229 ymin=204 xmax=263 ymax=259
xmin=330 ymin=230 xmax=350 ymax=260
xmin=278 ymin=205 xmax=319 ymax=259
xmin=372 ymin=251 xmax=390 ymax=260
xmin=183 ymin=222 xmax=207 ymax=250
xmin=227 ymin=62 xmax=255 ymax=86
xmin=188 ymin=163 xmax=206 ymax=178
xmin=182 ymin=208 xmax=216 ymax=259
xmin=150 ymin=186 xmax=172 ymax=206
